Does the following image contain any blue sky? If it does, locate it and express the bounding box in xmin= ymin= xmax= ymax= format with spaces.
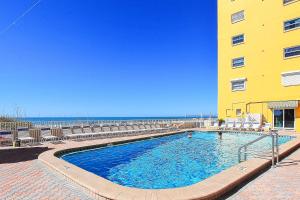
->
xmin=0 ymin=0 xmax=217 ymax=117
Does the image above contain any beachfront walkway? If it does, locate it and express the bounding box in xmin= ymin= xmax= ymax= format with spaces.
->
xmin=229 ymin=148 xmax=300 ymax=200
xmin=0 ymin=147 xmax=93 ymax=200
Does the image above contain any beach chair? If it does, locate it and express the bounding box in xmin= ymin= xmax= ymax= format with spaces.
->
xmin=245 ymin=113 xmax=262 ymax=132
xmin=150 ymin=124 xmax=159 ymax=133
xmin=150 ymin=124 xmax=156 ymax=129
xmin=139 ymin=125 xmax=148 ymax=134
xmin=101 ymin=126 xmax=112 ymax=138
xmin=262 ymin=123 xmax=272 ymax=132
xmin=118 ymin=126 xmax=129 ymax=136
xmin=126 ymin=125 xmax=138 ymax=135
xmin=81 ymin=126 xmax=94 ymax=139
xmin=154 ymin=124 xmax=164 ymax=132
xmin=65 ymin=126 xmax=86 ymax=140
xmin=110 ymin=126 xmax=121 ymax=137
xmin=212 ymin=122 xmax=219 ymax=130
xmin=73 ymin=126 xmax=82 ymax=134
xmin=62 ymin=127 xmax=73 ymax=140
xmin=241 ymin=122 xmax=252 ymax=131
xmin=41 ymin=128 xmax=58 ymax=142
xmin=18 ymin=129 xmax=34 ymax=145
xmin=251 ymin=122 xmax=262 ymax=132
xmin=144 ymin=124 xmax=153 ymax=133
xmin=51 ymin=128 xmax=64 ymax=141
xmin=72 ymin=126 xmax=87 ymax=139
xmin=220 ymin=123 xmax=227 ymax=130
xmin=133 ymin=125 xmax=142 ymax=134
xmin=83 ymin=126 xmax=93 ymax=134
xmin=29 ymin=129 xmax=42 ymax=144
xmin=161 ymin=124 xmax=170 ymax=132
xmin=234 ymin=121 xmax=243 ymax=130
xmin=93 ymin=125 xmax=102 ymax=133
xmin=226 ymin=122 xmax=235 ymax=130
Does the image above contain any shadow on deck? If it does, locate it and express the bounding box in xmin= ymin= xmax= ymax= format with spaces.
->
xmin=0 ymin=147 xmax=52 ymax=164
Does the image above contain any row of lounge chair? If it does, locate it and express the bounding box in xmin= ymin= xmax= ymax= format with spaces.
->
xmin=211 ymin=121 xmax=271 ymax=132
xmin=17 ymin=124 xmax=176 ymax=145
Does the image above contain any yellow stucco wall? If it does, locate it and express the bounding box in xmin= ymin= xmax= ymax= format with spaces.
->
xmin=218 ymin=0 xmax=300 ymax=132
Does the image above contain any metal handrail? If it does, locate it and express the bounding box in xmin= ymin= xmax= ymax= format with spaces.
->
xmin=238 ymin=130 xmax=279 ymax=167
xmin=238 ymin=134 xmax=269 ymax=162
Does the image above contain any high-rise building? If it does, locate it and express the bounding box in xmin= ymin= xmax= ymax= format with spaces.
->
xmin=218 ymin=0 xmax=300 ymax=132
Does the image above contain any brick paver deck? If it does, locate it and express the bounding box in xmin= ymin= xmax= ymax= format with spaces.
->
xmin=0 ymin=149 xmax=93 ymax=200
xmin=228 ymin=148 xmax=300 ymax=200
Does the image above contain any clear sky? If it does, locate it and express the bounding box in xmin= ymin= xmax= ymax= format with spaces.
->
xmin=0 ymin=0 xmax=217 ymax=117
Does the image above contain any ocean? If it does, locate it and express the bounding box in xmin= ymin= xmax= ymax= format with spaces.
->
xmin=21 ymin=116 xmax=215 ymax=123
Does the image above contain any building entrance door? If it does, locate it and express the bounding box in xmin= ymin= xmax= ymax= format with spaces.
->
xmin=273 ymin=109 xmax=295 ymax=129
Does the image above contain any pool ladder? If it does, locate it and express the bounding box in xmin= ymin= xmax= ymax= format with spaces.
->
xmin=238 ymin=130 xmax=279 ymax=167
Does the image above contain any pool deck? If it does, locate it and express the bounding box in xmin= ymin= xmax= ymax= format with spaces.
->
xmin=228 ymin=147 xmax=300 ymax=200
xmin=1 ymin=129 xmax=300 ymax=200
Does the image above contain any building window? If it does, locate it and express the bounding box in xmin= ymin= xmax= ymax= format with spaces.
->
xmin=284 ymin=45 xmax=300 ymax=58
xmin=283 ymin=0 xmax=299 ymax=5
xmin=232 ymin=57 xmax=245 ymax=68
xmin=231 ymin=10 xmax=244 ymax=23
xmin=232 ymin=34 xmax=244 ymax=45
xmin=284 ymin=17 xmax=300 ymax=31
xmin=231 ymin=78 xmax=246 ymax=91
xmin=236 ymin=109 xmax=242 ymax=116
xmin=281 ymin=71 xmax=300 ymax=86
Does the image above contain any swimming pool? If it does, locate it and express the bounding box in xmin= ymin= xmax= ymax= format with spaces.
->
xmin=61 ymin=131 xmax=293 ymax=189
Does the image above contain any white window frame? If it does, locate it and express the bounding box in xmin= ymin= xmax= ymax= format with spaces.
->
xmin=231 ymin=10 xmax=245 ymax=24
xmin=231 ymin=78 xmax=246 ymax=92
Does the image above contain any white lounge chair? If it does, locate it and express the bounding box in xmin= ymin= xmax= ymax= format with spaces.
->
xmin=93 ymin=126 xmax=102 ymax=133
xmin=226 ymin=122 xmax=235 ymax=130
xmin=251 ymin=122 xmax=262 ymax=131
xmin=212 ymin=122 xmax=219 ymax=129
xmin=234 ymin=121 xmax=243 ymax=130
xmin=220 ymin=123 xmax=227 ymax=130
xmin=41 ymin=128 xmax=58 ymax=142
xmin=18 ymin=130 xmax=34 ymax=145
xmin=139 ymin=125 xmax=148 ymax=134
xmin=262 ymin=123 xmax=271 ymax=132
xmin=83 ymin=126 xmax=93 ymax=133
xmin=126 ymin=126 xmax=139 ymax=135
xmin=242 ymin=122 xmax=252 ymax=131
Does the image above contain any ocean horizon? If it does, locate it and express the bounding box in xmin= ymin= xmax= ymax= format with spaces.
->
xmin=20 ymin=116 xmax=217 ymax=123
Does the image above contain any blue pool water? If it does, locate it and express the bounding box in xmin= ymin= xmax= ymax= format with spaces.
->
xmin=61 ymin=132 xmax=293 ymax=189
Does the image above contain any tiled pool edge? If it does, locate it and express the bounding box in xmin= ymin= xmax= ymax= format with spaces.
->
xmin=38 ymin=131 xmax=300 ymax=200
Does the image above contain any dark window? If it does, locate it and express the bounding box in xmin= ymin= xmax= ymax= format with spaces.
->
xmin=232 ymin=34 xmax=244 ymax=45
xmin=284 ymin=45 xmax=300 ymax=58
xmin=284 ymin=18 xmax=300 ymax=31
xmin=232 ymin=57 xmax=245 ymax=68
xmin=283 ymin=0 xmax=299 ymax=5
xmin=231 ymin=80 xmax=245 ymax=91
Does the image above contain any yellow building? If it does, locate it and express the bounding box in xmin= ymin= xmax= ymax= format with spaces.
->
xmin=218 ymin=0 xmax=300 ymax=132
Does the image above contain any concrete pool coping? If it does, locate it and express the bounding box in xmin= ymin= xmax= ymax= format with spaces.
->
xmin=38 ymin=130 xmax=300 ymax=200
